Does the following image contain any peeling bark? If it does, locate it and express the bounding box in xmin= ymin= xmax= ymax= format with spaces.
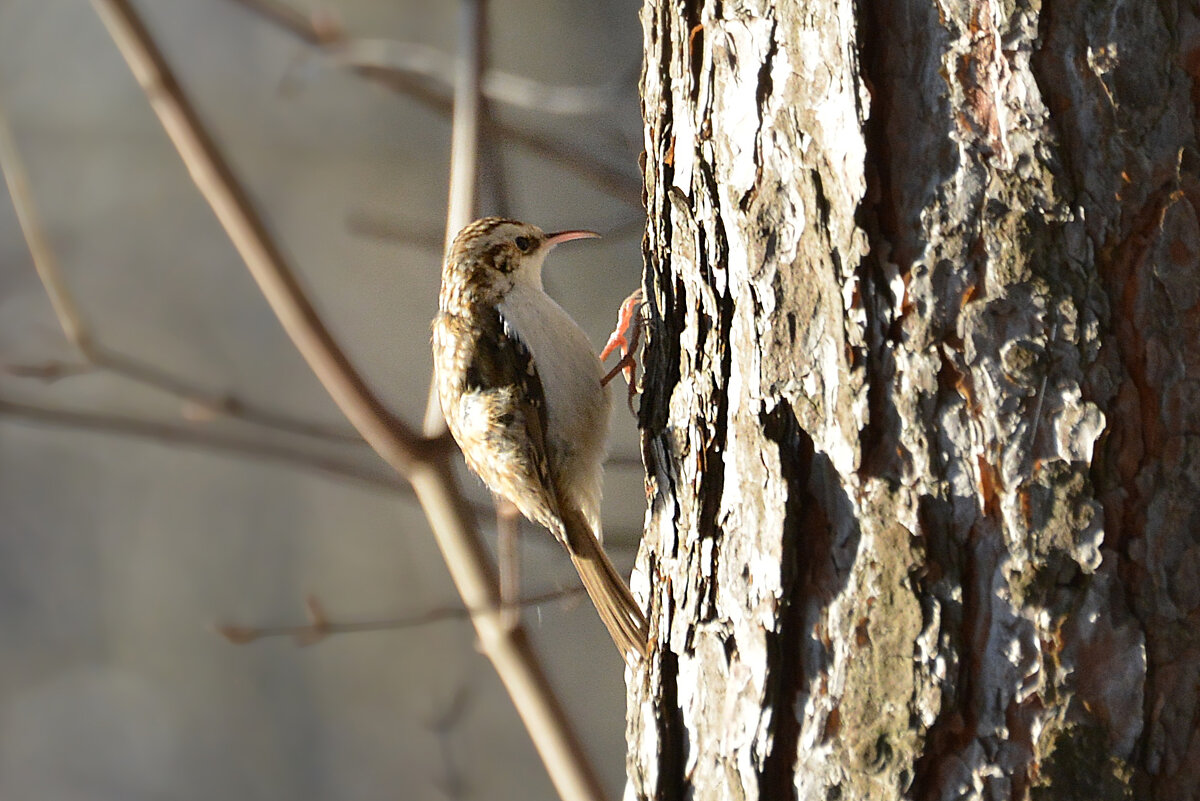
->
xmin=629 ymin=1 xmax=1200 ymax=799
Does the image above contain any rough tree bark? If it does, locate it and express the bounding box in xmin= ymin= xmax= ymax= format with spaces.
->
xmin=627 ymin=1 xmax=1200 ymax=799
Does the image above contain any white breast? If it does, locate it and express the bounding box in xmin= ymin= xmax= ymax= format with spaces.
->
xmin=497 ymin=282 xmax=610 ymax=528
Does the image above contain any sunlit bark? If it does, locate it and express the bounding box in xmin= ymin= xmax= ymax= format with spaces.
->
xmin=629 ymin=1 xmax=1199 ymax=799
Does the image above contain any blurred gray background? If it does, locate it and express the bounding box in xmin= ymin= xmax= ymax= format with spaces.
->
xmin=0 ymin=1 xmax=646 ymax=799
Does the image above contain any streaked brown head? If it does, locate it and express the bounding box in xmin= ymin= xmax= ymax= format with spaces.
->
xmin=440 ymin=217 xmax=598 ymax=311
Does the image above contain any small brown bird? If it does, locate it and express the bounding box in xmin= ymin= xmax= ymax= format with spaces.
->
xmin=432 ymin=217 xmax=648 ymax=661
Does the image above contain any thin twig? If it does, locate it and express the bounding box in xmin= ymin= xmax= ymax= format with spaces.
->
xmin=215 ymin=0 xmax=335 ymax=45
xmin=89 ymin=4 xmax=608 ymax=801
xmin=325 ymin=39 xmax=613 ymax=116
xmin=216 ymin=586 xmax=587 ymax=645
xmin=28 ymin=346 xmax=361 ymax=442
xmin=98 ymin=347 xmax=362 ymax=441
xmin=604 ymin=453 xmax=644 ymax=470
xmin=479 ymin=94 xmax=514 ymax=218
xmin=0 ymin=104 xmax=361 ymax=446
xmin=90 ymin=0 xmax=426 ymax=469
xmin=344 ymin=210 xmax=444 ymax=249
xmin=428 ymin=685 xmax=472 ymax=801
xmin=0 ymin=394 xmax=643 ymax=537
xmin=423 ymin=0 xmax=486 ymax=437
xmin=221 ymin=0 xmax=641 ymax=206
xmin=2 ymin=361 xmax=93 ymax=381
xmin=0 ymin=396 xmax=401 ymax=493
xmin=497 ymin=497 xmax=522 ymax=629
xmin=0 ymin=109 xmax=90 ymax=349
xmin=443 ymin=2 xmax=484 ymax=256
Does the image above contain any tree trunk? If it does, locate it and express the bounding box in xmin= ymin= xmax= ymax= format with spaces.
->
xmin=628 ymin=1 xmax=1200 ymax=799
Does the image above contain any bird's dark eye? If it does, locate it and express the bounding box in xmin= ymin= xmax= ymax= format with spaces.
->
xmin=514 ymin=236 xmax=532 ymax=252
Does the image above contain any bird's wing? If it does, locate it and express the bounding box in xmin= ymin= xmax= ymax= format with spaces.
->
xmin=456 ymin=306 xmax=563 ymax=536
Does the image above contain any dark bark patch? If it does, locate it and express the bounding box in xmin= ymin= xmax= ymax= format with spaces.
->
xmin=758 ymin=402 xmax=814 ymax=801
xmin=856 ymin=246 xmax=904 ymax=481
xmin=854 ymin=0 xmax=957 ymax=270
xmin=911 ymin=522 xmax=1005 ymax=800
xmin=1031 ymin=721 xmax=1136 ymax=801
xmin=682 ymin=0 xmax=704 ymax=104
xmin=654 ymin=648 xmax=690 ymax=801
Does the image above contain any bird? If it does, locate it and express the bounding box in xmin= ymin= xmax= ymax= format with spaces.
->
xmin=432 ymin=217 xmax=649 ymax=662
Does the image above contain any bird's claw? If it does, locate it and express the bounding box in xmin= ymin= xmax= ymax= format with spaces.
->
xmin=600 ymin=288 xmax=645 ymax=412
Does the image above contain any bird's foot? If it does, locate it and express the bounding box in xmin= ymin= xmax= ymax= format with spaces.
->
xmin=600 ymin=288 xmax=645 ymax=412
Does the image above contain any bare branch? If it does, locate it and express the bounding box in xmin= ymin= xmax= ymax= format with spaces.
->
xmin=442 ymin=2 xmax=484 ymax=256
xmin=428 ymin=685 xmax=473 ymax=801
xmin=0 ymin=101 xmax=362 ymax=446
xmin=423 ymin=0 xmax=487 ymax=437
xmin=0 ymin=396 xmax=401 ymax=494
xmin=2 ymin=361 xmax=93 ymax=381
xmin=325 ymin=39 xmax=614 ymax=116
xmin=344 ymin=210 xmax=444 ymax=249
xmin=90 ymin=0 xmax=426 ymax=470
xmin=89 ymin=4 xmax=609 ymax=800
xmin=497 ymin=498 xmax=522 ymax=629
xmin=221 ymin=0 xmax=642 ymax=206
xmin=0 ymin=109 xmax=91 ymax=350
xmin=0 ymin=394 xmax=645 ymax=533
xmin=215 ymin=587 xmax=587 ymax=646
xmin=219 ymin=0 xmax=333 ymax=44
xmin=603 ymin=453 xmax=644 ymax=470
xmin=98 ymin=346 xmax=362 ymax=442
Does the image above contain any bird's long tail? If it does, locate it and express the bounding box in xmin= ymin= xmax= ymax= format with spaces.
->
xmin=561 ymin=506 xmax=648 ymax=662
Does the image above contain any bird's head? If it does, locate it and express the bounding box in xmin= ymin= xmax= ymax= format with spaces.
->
xmin=443 ymin=217 xmax=599 ymax=303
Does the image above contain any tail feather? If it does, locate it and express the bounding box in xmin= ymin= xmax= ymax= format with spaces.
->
xmin=561 ymin=507 xmax=648 ymax=661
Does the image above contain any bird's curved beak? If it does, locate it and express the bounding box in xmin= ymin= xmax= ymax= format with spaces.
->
xmin=544 ymin=229 xmax=600 ymax=249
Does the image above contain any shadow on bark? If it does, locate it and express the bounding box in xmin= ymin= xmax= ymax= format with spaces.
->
xmin=763 ymin=404 xmax=864 ymax=801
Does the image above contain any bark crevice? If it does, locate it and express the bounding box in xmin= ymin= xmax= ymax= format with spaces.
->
xmin=758 ymin=404 xmax=814 ymax=801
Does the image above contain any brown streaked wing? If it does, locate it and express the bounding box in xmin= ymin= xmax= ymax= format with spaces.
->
xmin=458 ymin=306 xmax=561 ymax=534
